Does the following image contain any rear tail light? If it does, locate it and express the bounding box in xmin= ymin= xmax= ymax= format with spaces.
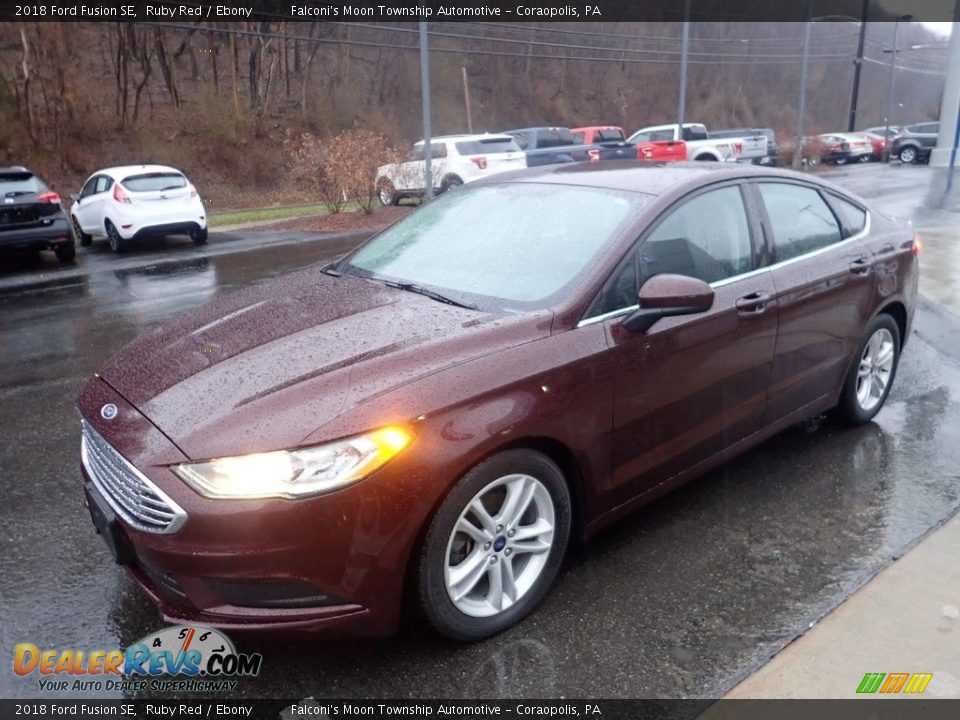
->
xmin=469 ymin=157 xmax=487 ymax=170
xmin=189 ymin=185 xmax=198 ymax=198
xmin=37 ymin=191 xmax=60 ymax=204
xmin=588 ymin=148 xmax=600 ymax=162
xmin=912 ymin=233 xmax=923 ymax=256
xmin=113 ymin=184 xmax=131 ymax=204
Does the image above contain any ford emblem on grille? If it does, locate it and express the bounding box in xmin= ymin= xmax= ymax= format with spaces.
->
xmin=100 ymin=403 xmax=118 ymax=420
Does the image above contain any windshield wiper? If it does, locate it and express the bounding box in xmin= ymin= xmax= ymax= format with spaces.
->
xmin=320 ymin=261 xmax=342 ymax=277
xmin=379 ymin=279 xmax=477 ymax=309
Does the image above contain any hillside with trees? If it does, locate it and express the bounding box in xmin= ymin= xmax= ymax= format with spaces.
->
xmin=0 ymin=21 xmax=948 ymax=209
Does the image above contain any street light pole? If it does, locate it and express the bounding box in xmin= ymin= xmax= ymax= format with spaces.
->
xmin=883 ymin=21 xmax=900 ymax=162
xmin=677 ymin=0 xmax=690 ymax=131
xmin=846 ymin=0 xmax=870 ymax=132
xmin=419 ymin=21 xmax=433 ymax=200
xmin=793 ymin=20 xmax=812 ymax=170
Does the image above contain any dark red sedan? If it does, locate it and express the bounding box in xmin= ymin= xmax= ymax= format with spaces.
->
xmin=78 ymin=163 xmax=919 ymax=641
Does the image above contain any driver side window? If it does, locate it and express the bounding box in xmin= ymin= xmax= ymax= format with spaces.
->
xmin=587 ymin=185 xmax=754 ymax=318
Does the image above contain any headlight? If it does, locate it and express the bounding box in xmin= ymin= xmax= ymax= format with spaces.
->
xmin=170 ymin=426 xmax=413 ymax=499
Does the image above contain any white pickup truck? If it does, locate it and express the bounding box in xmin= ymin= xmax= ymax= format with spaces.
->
xmin=627 ymin=123 xmax=767 ymax=162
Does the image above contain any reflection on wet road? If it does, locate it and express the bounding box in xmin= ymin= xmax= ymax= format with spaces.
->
xmin=2 ymin=205 xmax=960 ymax=701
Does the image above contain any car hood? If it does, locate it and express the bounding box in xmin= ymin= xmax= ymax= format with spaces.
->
xmin=97 ymin=267 xmax=550 ymax=459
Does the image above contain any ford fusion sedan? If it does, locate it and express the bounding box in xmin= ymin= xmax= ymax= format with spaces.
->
xmin=78 ymin=162 xmax=918 ymax=641
xmin=70 ymin=165 xmax=207 ymax=253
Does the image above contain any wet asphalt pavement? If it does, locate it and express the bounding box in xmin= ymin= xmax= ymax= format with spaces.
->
xmin=2 ymin=164 xmax=960 ymax=701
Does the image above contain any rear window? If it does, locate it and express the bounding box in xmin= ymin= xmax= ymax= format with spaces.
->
xmin=0 ymin=172 xmax=44 ymax=197
xmin=594 ymin=128 xmax=625 ymax=142
xmin=121 ymin=172 xmax=187 ymax=192
xmin=536 ymin=129 xmax=575 ymax=148
xmin=454 ymin=138 xmax=520 ymax=155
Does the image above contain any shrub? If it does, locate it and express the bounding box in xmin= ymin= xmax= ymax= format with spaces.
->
xmin=287 ymin=129 xmax=399 ymax=214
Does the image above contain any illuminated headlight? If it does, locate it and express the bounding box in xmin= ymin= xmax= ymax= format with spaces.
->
xmin=171 ymin=427 xmax=413 ymax=499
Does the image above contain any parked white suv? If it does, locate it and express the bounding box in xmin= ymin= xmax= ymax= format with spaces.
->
xmin=376 ymin=134 xmax=527 ymax=206
xmin=70 ymin=165 xmax=207 ymax=253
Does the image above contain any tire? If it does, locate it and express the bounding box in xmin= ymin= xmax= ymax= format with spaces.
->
xmin=191 ymin=227 xmax=208 ymax=245
xmin=439 ymin=175 xmax=464 ymax=194
xmin=836 ymin=314 xmax=901 ymax=425
xmin=72 ymin=216 xmax=92 ymax=246
xmin=417 ymin=449 xmax=572 ymax=641
xmin=693 ymin=154 xmax=718 ymax=161
xmin=858 ymin=154 xmax=871 ymax=163
xmin=898 ymin=146 xmax=917 ymax=164
xmin=835 ymin=156 xmax=848 ymax=165
xmin=377 ymin=179 xmax=398 ymax=207
xmin=106 ymin=221 xmax=125 ymax=253
xmin=54 ymin=243 xmax=76 ymax=264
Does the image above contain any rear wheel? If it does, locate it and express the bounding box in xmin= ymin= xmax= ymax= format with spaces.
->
xmin=439 ymin=175 xmax=464 ymax=194
xmin=72 ymin=217 xmax=92 ymax=246
xmin=106 ymin=221 xmax=124 ymax=253
xmin=836 ymin=314 xmax=901 ymax=425
xmin=54 ymin=243 xmax=76 ymax=264
xmin=417 ymin=449 xmax=571 ymax=641
xmin=835 ymin=156 xmax=848 ymax=165
xmin=191 ymin=227 xmax=208 ymax=245
xmin=899 ymin=146 xmax=917 ymax=164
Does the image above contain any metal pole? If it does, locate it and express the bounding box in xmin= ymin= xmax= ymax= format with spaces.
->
xmin=419 ymin=21 xmax=433 ymax=200
xmin=677 ymin=0 xmax=690 ymax=131
xmin=946 ymin=100 xmax=960 ymax=196
xmin=846 ymin=0 xmax=870 ymax=132
xmin=883 ymin=21 xmax=900 ymax=162
xmin=462 ymin=66 xmax=473 ymax=134
xmin=793 ymin=20 xmax=812 ymax=170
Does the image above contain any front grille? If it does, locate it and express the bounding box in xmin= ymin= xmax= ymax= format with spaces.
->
xmin=81 ymin=420 xmax=187 ymax=534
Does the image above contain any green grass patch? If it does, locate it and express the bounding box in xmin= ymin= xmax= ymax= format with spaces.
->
xmin=209 ymin=201 xmax=364 ymax=227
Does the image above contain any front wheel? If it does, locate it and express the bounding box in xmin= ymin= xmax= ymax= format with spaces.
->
xmin=417 ymin=449 xmax=571 ymax=641
xmin=835 ymin=156 xmax=848 ymax=165
xmin=836 ymin=314 xmax=901 ymax=425
xmin=72 ymin=217 xmax=92 ymax=246
xmin=899 ymin=146 xmax=917 ymax=164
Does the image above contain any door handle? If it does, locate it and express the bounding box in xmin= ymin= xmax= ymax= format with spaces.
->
xmin=849 ymin=257 xmax=872 ymax=275
xmin=736 ymin=292 xmax=770 ymax=315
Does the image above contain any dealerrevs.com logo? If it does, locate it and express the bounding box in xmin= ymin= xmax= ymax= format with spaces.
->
xmin=14 ymin=625 xmax=263 ymax=693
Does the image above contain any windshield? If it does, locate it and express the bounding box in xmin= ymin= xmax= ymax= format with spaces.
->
xmin=341 ymin=182 xmax=650 ymax=313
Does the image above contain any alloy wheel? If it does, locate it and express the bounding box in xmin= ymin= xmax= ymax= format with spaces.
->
xmin=443 ymin=473 xmax=555 ymax=618
xmin=856 ymin=328 xmax=895 ymax=412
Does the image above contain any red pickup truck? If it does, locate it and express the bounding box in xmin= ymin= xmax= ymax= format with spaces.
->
xmin=572 ymin=126 xmax=686 ymax=163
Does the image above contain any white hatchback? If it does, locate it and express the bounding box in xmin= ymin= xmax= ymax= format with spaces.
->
xmin=70 ymin=165 xmax=207 ymax=252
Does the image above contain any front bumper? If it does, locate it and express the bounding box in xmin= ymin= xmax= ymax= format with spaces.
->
xmin=0 ymin=216 xmax=72 ymax=250
xmin=77 ymin=377 xmax=428 ymax=636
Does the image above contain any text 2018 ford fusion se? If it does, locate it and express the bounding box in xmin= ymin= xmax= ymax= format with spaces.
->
xmin=78 ymin=163 xmax=918 ymax=641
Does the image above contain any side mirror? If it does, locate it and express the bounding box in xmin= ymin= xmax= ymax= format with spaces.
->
xmin=70 ymin=193 xmax=80 ymax=203
xmin=622 ymin=274 xmax=714 ymax=333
